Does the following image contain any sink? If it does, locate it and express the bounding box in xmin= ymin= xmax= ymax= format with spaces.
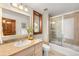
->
xmin=14 ymin=40 xmax=32 ymax=47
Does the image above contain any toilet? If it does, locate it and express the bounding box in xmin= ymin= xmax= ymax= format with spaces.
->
xmin=43 ymin=44 xmax=50 ymax=56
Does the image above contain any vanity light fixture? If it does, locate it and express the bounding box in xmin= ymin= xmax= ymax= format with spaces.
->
xmin=11 ymin=3 xmax=28 ymax=12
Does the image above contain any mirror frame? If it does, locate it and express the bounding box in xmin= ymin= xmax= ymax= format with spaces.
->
xmin=33 ymin=10 xmax=42 ymax=34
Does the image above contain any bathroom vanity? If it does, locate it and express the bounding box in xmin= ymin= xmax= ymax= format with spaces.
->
xmin=0 ymin=39 xmax=43 ymax=56
xmin=0 ymin=5 xmax=43 ymax=56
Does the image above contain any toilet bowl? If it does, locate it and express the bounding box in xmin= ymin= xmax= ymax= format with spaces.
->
xmin=43 ymin=44 xmax=50 ymax=56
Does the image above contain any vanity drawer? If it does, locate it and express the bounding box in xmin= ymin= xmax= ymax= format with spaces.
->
xmin=34 ymin=42 xmax=43 ymax=56
xmin=13 ymin=46 xmax=34 ymax=56
xmin=25 ymin=52 xmax=34 ymax=56
xmin=35 ymin=42 xmax=42 ymax=49
xmin=34 ymin=51 xmax=42 ymax=56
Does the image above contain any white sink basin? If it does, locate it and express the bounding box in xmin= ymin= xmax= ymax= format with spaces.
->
xmin=14 ymin=40 xmax=32 ymax=47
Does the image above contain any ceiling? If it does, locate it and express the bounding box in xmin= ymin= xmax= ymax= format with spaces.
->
xmin=24 ymin=3 xmax=79 ymax=16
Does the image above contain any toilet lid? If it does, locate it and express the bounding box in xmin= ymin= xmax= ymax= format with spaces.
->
xmin=43 ymin=44 xmax=50 ymax=49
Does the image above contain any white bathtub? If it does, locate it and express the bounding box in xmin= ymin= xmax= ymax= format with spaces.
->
xmin=49 ymin=43 xmax=79 ymax=56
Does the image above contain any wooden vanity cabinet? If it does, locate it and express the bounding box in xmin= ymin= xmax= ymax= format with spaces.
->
xmin=12 ymin=42 xmax=43 ymax=56
xmin=13 ymin=46 xmax=35 ymax=56
xmin=34 ymin=43 xmax=42 ymax=56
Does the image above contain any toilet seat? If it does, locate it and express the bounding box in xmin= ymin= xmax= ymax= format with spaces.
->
xmin=43 ymin=44 xmax=50 ymax=50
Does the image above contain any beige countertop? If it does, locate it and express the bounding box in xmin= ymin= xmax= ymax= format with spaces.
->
xmin=0 ymin=39 xmax=42 ymax=56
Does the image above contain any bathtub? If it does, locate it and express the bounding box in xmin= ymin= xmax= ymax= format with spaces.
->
xmin=49 ymin=43 xmax=79 ymax=56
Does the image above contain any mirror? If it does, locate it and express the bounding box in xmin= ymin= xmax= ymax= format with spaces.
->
xmin=2 ymin=17 xmax=16 ymax=36
xmin=2 ymin=8 xmax=30 ymax=36
xmin=33 ymin=10 xmax=42 ymax=34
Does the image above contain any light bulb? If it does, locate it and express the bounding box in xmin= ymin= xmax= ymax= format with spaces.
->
xmin=7 ymin=22 xmax=11 ymax=24
xmin=19 ymin=5 xmax=23 ymax=10
xmin=51 ymin=22 xmax=56 ymax=24
xmin=24 ymin=8 xmax=28 ymax=12
xmin=12 ymin=3 xmax=18 ymax=7
xmin=3 ymin=20 xmax=6 ymax=23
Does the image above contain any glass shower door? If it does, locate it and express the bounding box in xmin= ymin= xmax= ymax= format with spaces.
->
xmin=49 ymin=16 xmax=63 ymax=46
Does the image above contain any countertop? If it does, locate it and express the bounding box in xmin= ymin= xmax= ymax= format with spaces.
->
xmin=0 ymin=39 xmax=42 ymax=56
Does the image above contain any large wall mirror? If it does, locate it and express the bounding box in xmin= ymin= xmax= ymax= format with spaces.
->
xmin=2 ymin=8 xmax=30 ymax=36
xmin=33 ymin=10 xmax=42 ymax=34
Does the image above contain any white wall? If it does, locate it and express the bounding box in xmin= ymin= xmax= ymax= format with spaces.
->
xmin=0 ymin=8 xmax=2 ymax=36
xmin=42 ymin=9 xmax=49 ymax=43
xmin=0 ymin=8 xmax=3 ymax=43
xmin=2 ymin=9 xmax=30 ymax=35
